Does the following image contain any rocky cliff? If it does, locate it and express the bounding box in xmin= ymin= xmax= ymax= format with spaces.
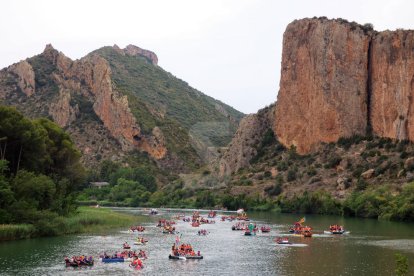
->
xmin=112 ymin=44 xmax=158 ymax=65
xmin=0 ymin=43 xmax=243 ymax=169
xmin=221 ymin=17 xmax=414 ymax=176
xmin=274 ymin=18 xmax=371 ymax=154
xmin=273 ymin=18 xmax=414 ymax=155
xmin=370 ymin=30 xmax=414 ymax=141
xmin=219 ymin=104 xmax=275 ymax=175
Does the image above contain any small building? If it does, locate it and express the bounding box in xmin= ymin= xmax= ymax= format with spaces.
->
xmin=90 ymin=182 xmax=110 ymax=189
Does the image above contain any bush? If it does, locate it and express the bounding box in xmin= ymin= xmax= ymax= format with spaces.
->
xmin=324 ymin=155 xmax=342 ymax=169
xmin=356 ymin=178 xmax=368 ymax=191
xmin=286 ymin=170 xmax=297 ymax=182
xmin=278 ymin=191 xmax=341 ymax=215
xmin=265 ymin=183 xmax=282 ymax=197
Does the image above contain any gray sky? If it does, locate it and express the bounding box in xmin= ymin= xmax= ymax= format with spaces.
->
xmin=1 ymin=0 xmax=413 ymax=114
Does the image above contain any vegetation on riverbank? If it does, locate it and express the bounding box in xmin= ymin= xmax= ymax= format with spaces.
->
xmin=0 ymin=107 xmax=124 ymax=241
xmin=0 ymin=207 xmax=137 ymax=241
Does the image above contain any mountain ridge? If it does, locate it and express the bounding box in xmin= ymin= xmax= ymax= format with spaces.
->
xmin=0 ymin=43 xmax=244 ymax=172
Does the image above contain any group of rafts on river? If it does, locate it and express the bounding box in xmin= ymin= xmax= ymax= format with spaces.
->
xmin=64 ymin=208 xmax=349 ymax=269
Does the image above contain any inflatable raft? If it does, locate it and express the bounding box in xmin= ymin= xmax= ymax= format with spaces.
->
xmin=168 ymin=255 xmax=203 ymax=260
xmin=101 ymin=258 xmax=125 ymax=263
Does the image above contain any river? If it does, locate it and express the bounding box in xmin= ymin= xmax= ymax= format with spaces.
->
xmin=0 ymin=208 xmax=413 ymax=275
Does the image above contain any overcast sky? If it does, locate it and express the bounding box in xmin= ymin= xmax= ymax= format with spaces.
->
xmin=1 ymin=0 xmax=413 ymax=114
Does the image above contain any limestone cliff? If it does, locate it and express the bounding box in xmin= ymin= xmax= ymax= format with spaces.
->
xmin=274 ymin=18 xmax=371 ymax=154
xmin=370 ymin=30 xmax=414 ymax=140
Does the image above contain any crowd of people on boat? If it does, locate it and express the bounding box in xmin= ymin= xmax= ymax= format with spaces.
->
xmin=163 ymin=225 xmax=176 ymax=234
xmin=329 ymin=225 xmax=344 ymax=232
xmin=197 ymin=229 xmax=208 ymax=236
xmin=130 ymin=256 xmax=144 ymax=269
xmin=171 ymin=243 xmax=201 ymax=257
xmin=157 ymin=219 xmax=175 ymax=227
xmin=260 ymin=225 xmax=271 ymax=232
xmin=101 ymin=249 xmax=147 ymax=259
xmin=65 ymin=255 xmax=94 ymax=267
xmin=207 ymin=211 xmax=216 ymax=218
xmin=274 ymin=237 xmax=290 ymax=244
xmin=130 ymin=225 xmax=145 ymax=232
xmin=135 ymin=237 xmax=148 ymax=244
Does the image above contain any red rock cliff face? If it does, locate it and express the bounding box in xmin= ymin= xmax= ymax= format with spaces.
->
xmin=274 ymin=18 xmax=371 ymax=154
xmin=42 ymin=45 xmax=166 ymax=158
xmin=370 ymin=30 xmax=414 ymax=140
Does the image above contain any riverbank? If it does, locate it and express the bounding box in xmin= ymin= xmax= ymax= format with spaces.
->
xmin=0 ymin=207 xmax=137 ymax=242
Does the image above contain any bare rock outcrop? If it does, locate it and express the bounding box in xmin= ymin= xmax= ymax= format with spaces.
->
xmin=15 ymin=44 xmax=166 ymax=160
xmin=7 ymin=60 xmax=35 ymax=96
xmin=370 ymin=30 xmax=414 ymax=140
xmin=219 ymin=105 xmax=275 ymax=175
xmin=115 ymin=44 xmax=159 ymax=65
xmin=274 ymin=18 xmax=371 ymax=154
xmin=49 ymin=87 xmax=78 ymax=127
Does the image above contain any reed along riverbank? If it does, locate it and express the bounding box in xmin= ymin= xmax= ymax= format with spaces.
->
xmin=0 ymin=207 xmax=138 ymax=242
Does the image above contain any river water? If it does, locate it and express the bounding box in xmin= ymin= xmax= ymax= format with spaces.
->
xmin=0 ymin=208 xmax=413 ymax=275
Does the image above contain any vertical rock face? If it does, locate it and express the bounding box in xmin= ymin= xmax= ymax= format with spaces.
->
xmin=274 ymin=18 xmax=370 ymax=154
xmin=38 ymin=44 xmax=166 ymax=158
xmin=7 ymin=60 xmax=35 ymax=96
xmin=370 ymin=30 xmax=414 ymax=140
xmin=49 ymin=87 xmax=78 ymax=127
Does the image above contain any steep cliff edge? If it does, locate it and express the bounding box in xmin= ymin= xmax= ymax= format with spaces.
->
xmin=370 ymin=30 xmax=414 ymax=141
xmin=274 ymin=18 xmax=371 ymax=154
xmin=34 ymin=45 xmax=167 ymax=159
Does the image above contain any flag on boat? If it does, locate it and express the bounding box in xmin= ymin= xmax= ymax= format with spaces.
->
xmin=299 ymin=217 xmax=306 ymax=224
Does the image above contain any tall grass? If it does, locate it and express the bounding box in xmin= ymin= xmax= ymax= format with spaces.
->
xmin=0 ymin=207 xmax=137 ymax=241
xmin=0 ymin=224 xmax=36 ymax=241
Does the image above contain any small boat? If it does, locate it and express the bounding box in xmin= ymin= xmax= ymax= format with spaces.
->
xmin=303 ymin=230 xmax=312 ymax=237
xmin=324 ymin=230 xmax=350 ymax=235
xmin=134 ymin=242 xmax=147 ymax=245
xmin=275 ymin=238 xmax=291 ymax=245
xmin=325 ymin=225 xmax=348 ymax=235
xmin=261 ymin=226 xmax=271 ymax=233
xmin=65 ymin=258 xmax=94 ymax=267
xmin=134 ymin=240 xmax=148 ymax=245
xmin=207 ymin=211 xmax=217 ymax=218
xmin=169 ymin=255 xmax=203 ymax=260
xmin=101 ymin=258 xmax=125 ymax=263
xmin=123 ymin=245 xmax=131 ymax=249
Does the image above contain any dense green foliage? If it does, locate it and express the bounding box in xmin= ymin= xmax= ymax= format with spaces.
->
xmin=343 ymin=183 xmax=414 ymax=221
xmin=0 ymin=106 xmax=86 ymax=235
